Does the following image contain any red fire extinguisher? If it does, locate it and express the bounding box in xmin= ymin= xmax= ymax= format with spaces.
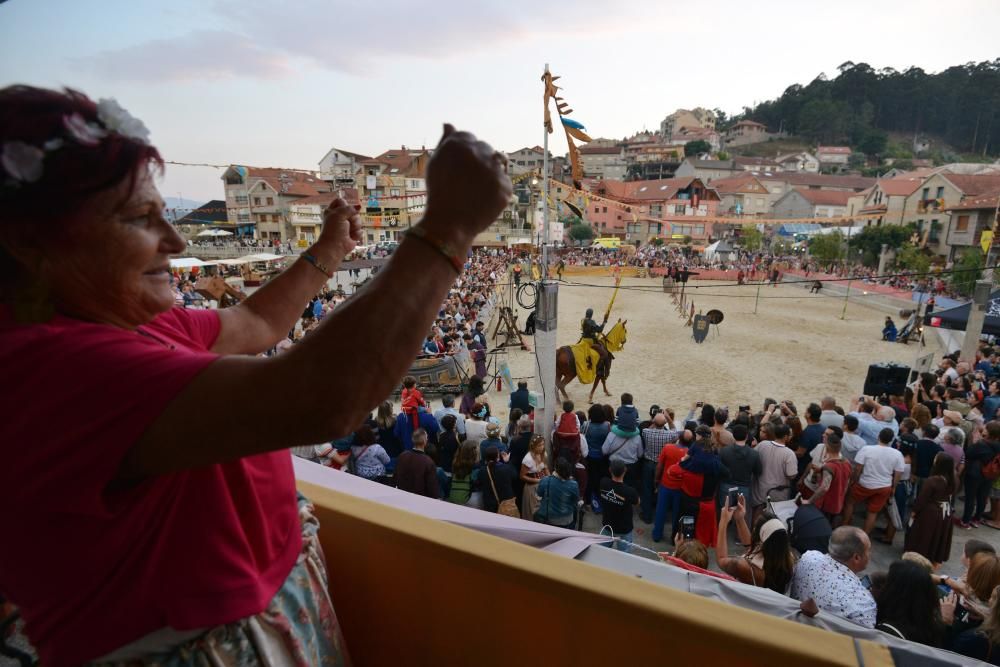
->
xmin=496 ymin=375 xmax=502 ymax=392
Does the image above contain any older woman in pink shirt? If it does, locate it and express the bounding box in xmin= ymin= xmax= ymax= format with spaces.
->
xmin=0 ymin=86 xmax=510 ymax=666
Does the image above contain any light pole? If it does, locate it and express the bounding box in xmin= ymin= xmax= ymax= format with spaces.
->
xmin=534 ymin=64 xmax=559 ymax=448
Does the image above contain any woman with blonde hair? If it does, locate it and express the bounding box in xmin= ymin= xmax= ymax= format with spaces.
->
xmin=520 ymin=434 xmax=548 ymax=519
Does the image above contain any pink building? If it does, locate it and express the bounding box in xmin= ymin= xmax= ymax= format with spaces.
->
xmin=582 ymin=177 xmax=721 ymax=243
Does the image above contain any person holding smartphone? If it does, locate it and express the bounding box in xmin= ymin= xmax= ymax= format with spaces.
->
xmin=716 ymin=494 xmax=796 ymax=594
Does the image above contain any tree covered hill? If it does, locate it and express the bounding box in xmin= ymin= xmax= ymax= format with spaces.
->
xmin=738 ymin=60 xmax=1000 ymax=158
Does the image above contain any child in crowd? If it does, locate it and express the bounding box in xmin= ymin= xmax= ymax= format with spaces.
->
xmin=400 ymin=375 xmax=427 ymax=430
xmin=613 ymin=393 xmax=640 ymax=437
xmin=555 ymin=400 xmax=580 ymax=437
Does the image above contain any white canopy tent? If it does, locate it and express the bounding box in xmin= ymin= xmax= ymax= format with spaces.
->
xmin=169 ymin=257 xmax=214 ymax=268
xmin=196 ymin=229 xmax=233 ymax=237
xmin=240 ymin=253 xmax=285 ymax=262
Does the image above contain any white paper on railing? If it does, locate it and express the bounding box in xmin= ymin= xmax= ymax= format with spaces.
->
xmin=293 ymin=457 xmax=610 ymax=558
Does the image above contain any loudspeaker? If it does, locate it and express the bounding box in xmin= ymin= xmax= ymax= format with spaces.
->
xmin=863 ymin=362 xmax=910 ymax=397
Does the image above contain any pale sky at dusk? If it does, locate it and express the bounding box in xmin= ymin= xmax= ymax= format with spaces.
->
xmin=2 ymin=0 xmax=998 ymax=202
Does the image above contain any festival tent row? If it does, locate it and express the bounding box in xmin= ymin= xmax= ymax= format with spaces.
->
xmin=168 ymin=253 xmax=287 ymax=269
xmin=924 ymin=290 xmax=1000 ymax=336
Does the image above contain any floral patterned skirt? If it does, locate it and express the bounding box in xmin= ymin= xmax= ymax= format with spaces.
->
xmin=92 ymin=495 xmax=351 ymax=667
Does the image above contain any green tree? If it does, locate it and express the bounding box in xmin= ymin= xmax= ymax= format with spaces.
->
xmin=717 ymin=150 xmax=730 ymax=160
xmin=808 ymin=231 xmax=844 ymax=262
xmin=741 ymin=228 xmax=764 ymax=251
xmin=740 ymin=59 xmax=1000 ymax=157
xmin=567 ymin=222 xmax=595 ymax=243
xmin=848 ymin=224 xmax=915 ymax=267
xmin=951 ymin=247 xmax=984 ymax=296
xmin=848 ymin=152 xmax=867 ymax=169
xmin=858 ymin=129 xmax=889 ymax=157
xmin=684 ymin=140 xmax=712 ymax=156
xmin=894 ymin=244 xmax=930 ymax=274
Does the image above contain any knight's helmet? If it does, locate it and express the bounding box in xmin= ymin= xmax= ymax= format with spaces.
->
xmin=585 ymin=308 xmax=594 ymax=318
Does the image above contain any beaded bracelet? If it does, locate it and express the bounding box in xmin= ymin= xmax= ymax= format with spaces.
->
xmin=405 ymin=225 xmax=464 ymax=274
xmin=300 ymin=252 xmax=333 ymax=279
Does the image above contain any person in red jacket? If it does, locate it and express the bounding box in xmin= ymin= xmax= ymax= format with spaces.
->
xmin=801 ymin=431 xmax=852 ymax=525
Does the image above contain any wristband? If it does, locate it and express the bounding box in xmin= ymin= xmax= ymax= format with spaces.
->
xmin=406 ymin=225 xmax=464 ymax=274
xmin=300 ymin=252 xmax=334 ymax=279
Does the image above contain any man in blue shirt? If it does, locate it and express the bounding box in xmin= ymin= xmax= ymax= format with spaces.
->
xmin=433 ymin=394 xmax=466 ymax=437
xmin=847 ymin=397 xmax=898 ymax=447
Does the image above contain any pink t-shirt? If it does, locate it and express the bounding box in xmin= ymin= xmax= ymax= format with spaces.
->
xmin=0 ymin=306 xmax=301 ymax=666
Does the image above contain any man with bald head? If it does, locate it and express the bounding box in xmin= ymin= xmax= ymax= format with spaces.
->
xmin=791 ymin=526 xmax=876 ymax=628
xmin=640 ymin=409 xmax=677 ymax=524
xmin=819 ymin=396 xmax=844 ymax=429
xmin=847 ymin=396 xmax=898 ymax=447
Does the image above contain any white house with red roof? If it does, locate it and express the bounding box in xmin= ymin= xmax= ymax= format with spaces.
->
xmin=816 ymin=146 xmax=852 ymax=170
xmin=355 ymin=146 xmax=431 ymax=244
xmin=222 ymin=165 xmax=331 ymax=242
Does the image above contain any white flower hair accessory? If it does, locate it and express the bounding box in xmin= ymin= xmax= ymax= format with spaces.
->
xmin=63 ymin=113 xmax=106 ymax=147
xmin=1 ymin=97 xmax=151 ymax=190
xmin=96 ymin=98 xmax=151 ymax=145
xmin=1 ymin=141 xmax=45 ymax=184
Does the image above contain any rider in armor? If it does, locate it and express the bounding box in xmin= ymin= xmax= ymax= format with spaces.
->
xmin=580 ymin=308 xmax=604 ymax=341
xmin=580 ymin=308 xmax=608 ymax=366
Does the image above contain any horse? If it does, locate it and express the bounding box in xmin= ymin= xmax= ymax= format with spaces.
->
xmin=555 ymin=320 xmax=628 ymax=403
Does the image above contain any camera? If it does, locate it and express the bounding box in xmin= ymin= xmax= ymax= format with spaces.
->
xmin=680 ymin=515 xmax=696 ymax=540
xmin=726 ymin=487 xmax=741 ymax=508
xmin=739 ymin=405 xmax=750 ymax=413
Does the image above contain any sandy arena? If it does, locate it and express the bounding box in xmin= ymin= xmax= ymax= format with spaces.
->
xmin=499 ymin=274 xmax=943 ymax=415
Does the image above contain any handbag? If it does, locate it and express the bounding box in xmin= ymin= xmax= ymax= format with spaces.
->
xmin=487 ymin=465 xmax=519 ymax=518
xmin=886 ymin=495 xmax=903 ymax=531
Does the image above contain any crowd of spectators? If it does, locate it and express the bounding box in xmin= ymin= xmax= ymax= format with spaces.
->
xmin=298 ymin=333 xmax=1000 ymax=662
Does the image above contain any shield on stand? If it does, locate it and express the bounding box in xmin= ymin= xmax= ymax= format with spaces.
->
xmin=692 ymin=313 xmax=709 ymax=343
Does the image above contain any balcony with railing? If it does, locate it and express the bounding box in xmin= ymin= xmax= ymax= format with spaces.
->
xmin=294 ymin=459 xmax=960 ymax=667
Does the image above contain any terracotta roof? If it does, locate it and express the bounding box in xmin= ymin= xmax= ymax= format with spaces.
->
xmin=597 ymin=177 xmax=717 ymax=202
xmin=817 ymin=146 xmax=852 ymax=154
xmin=708 ymin=174 xmax=769 ymax=194
xmin=244 ymin=167 xmax=329 ymax=197
xmin=752 ymin=172 xmax=876 ymax=191
xmin=364 ymin=147 xmax=432 ymax=177
xmin=942 ymin=174 xmax=1000 ymax=196
xmin=790 ymin=188 xmax=853 ymax=206
xmin=946 ymin=188 xmax=1000 ymax=211
xmin=877 ymin=176 xmax=925 ymax=197
xmin=732 ymin=120 xmax=766 ymax=129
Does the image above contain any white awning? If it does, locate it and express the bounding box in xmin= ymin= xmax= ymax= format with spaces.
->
xmin=169 ymin=257 xmax=213 ymax=268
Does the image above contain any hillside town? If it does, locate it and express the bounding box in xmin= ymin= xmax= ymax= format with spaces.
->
xmin=176 ymin=105 xmax=1000 ymax=268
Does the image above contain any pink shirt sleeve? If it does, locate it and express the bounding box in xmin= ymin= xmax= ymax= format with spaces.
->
xmin=4 ymin=308 xmax=220 ymax=514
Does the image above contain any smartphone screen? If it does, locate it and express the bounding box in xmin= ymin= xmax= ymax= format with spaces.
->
xmin=937 ymin=584 xmax=952 ymax=598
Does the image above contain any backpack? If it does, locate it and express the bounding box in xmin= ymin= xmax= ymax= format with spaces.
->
xmin=983 ymin=452 xmax=1000 ymax=481
xmin=448 ymin=475 xmax=473 ymax=504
